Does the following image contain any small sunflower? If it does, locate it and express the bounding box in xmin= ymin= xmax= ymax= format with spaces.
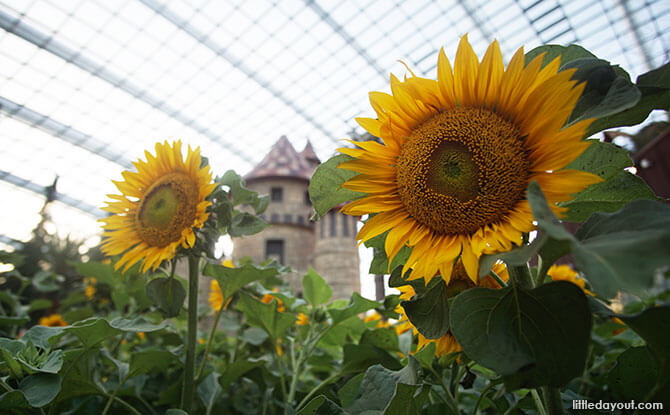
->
xmin=83 ymin=277 xmax=97 ymax=300
xmin=363 ymin=311 xmax=391 ymax=328
xmin=261 ymin=291 xmax=286 ymax=312
xmin=396 ymin=262 xmax=508 ymax=357
xmin=547 ymin=264 xmax=593 ymax=296
xmin=339 ymin=35 xmax=600 ymax=283
xmin=100 ymin=141 xmax=216 ymax=272
xmin=39 ymin=314 xmax=68 ymax=327
xmin=296 ymin=312 xmax=309 ymax=326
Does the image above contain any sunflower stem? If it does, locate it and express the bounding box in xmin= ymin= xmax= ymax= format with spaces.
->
xmin=541 ymin=386 xmax=564 ymax=415
xmin=509 ymin=264 xmax=533 ymax=290
xmin=181 ymin=255 xmax=200 ymax=412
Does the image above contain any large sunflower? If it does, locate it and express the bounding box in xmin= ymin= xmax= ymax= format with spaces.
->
xmin=339 ymin=35 xmax=601 ymax=283
xmin=100 ymin=141 xmax=216 ymax=272
xmin=395 ymin=261 xmax=509 ymax=357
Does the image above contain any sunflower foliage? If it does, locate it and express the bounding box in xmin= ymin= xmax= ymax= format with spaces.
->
xmin=310 ymin=42 xmax=670 ymax=413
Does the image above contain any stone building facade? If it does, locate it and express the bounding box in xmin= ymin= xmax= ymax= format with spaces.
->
xmin=231 ymin=136 xmax=360 ymax=298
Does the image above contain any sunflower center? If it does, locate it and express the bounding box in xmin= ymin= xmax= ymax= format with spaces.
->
xmin=396 ymin=107 xmax=530 ymax=235
xmin=136 ymin=172 xmax=199 ymax=247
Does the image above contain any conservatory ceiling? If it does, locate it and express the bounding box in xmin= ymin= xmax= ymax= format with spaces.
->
xmin=0 ymin=0 xmax=668 ymax=247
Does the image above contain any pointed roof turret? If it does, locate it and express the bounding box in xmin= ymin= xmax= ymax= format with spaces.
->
xmin=300 ymin=140 xmax=320 ymax=166
xmin=244 ymin=135 xmax=315 ymax=182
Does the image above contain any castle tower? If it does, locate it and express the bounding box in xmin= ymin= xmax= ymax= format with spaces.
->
xmin=231 ymin=136 xmax=360 ymax=298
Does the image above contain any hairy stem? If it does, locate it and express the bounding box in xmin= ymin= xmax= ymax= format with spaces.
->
xmin=542 ymin=387 xmax=564 ymax=415
xmin=181 ymin=256 xmax=200 ymax=412
xmin=509 ymin=263 xmax=534 ymax=289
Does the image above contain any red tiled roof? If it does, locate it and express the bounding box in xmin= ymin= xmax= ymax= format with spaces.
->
xmin=244 ymin=135 xmax=316 ymax=182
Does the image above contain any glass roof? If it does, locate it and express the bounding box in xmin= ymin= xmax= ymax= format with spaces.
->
xmin=1 ymin=0 xmax=669 ymax=249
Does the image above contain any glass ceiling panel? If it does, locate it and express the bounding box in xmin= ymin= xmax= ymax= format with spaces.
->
xmin=0 ymin=0 xmax=668 ymax=247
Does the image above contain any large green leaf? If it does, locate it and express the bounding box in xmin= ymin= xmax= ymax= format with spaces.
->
xmin=400 ymin=279 xmax=449 ymax=339
xmin=218 ymin=360 xmax=264 ymax=389
xmin=297 ymin=396 xmax=347 ymax=415
xmin=586 ymin=62 xmax=670 ymax=135
xmin=203 ymin=262 xmax=279 ymax=303
xmin=360 ymin=328 xmax=401 ymax=353
xmin=619 ymin=306 xmax=670 ymax=379
xmin=559 ymin=171 xmax=657 ymax=222
xmin=19 ymin=373 xmax=61 ymax=408
xmin=563 ymin=140 xmax=632 ymax=179
xmin=0 ymin=390 xmax=30 ymax=410
xmin=346 ymin=357 xmax=420 ymax=413
xmin=309 ymin=154 xmax=366 ymax=220
xmin=608 ymin=346 xmax=659 ymax=401
xmin=197 ymin=372 xmax=222 ymax=413
xmin=573 ymin=200 xmax=670 ymax=297
xmin=302 ymin=267 xmax=333 ymax=307
xmin=128 ymin=349 xmax=179 ymax=377
xmin=450 ymin=282 xmax=591 ymax=389
xmin=145 ymin=276 xmax=186 ymax=317
xmin=524 ymin=44 xmax=596 ymax=68
xmin=341 ymin=343 xmax=402 ymax=374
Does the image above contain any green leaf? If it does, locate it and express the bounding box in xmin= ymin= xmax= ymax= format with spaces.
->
xmin=619 ymin=306 xmax=670 ymax=378
xmin=220 ymin=170 xmax=268 ymax=213
xmin=0 ymin=390 xmax=30 ymax=409
xmin=239 ymin=327 xmax=269 ymax=346
xmin=21 ymin=326 xmax=64 ymax=350
xmin=212 ymin=188 xmax=233 ymax=231
xmin=128 ymin=349 xmax=179 ymax=377
xmin=563 ymin=140 xmax=632 ymax=179
xmin=166 ymin=410 xmax=189 ymax=415
xmin=19 ymin=373 xmax=61 ymax=408
xmin=203 ymin=262 xmax=279 ymax=303
xmin=360 ymin=328 xmax=401 ymax=353
xmin=0 ymin=316 xmax=29 ymax=328
xmin=586 ymin=62 xmax=670 ymax=135
xmin=329 ymin=293 xmax=380 ymax=326
xmin=218 ymin=360 xmax=264 ymax=389
xmin=236 ymin=292 xmax=295 ymax=339
xmin=145 ymin=277 xmax=186 ymax=317
xmin=297 ymin=396 xmax=347 ymax=415
xmin=573 ymin=200 xmax=670 ymax=297
xmin=608 ymin=346 xmax=659 ymax=401
xmin=342 ymin=343 xmax=402 ymax=374
xmin=559 ymin=171 xmax=657 ymax=222
xmin=339 ymin=373 xmax=365 ymax=407
xmin=302 ymin=267 xmax=333 ymax=307
xmin=60 ymin=317 xmax=165 ymax=349
xmin=413 ymin=342 xmax=436 ymax=369
xmin=309 ymin=154 xmax=366 ymax=220
xmin=400 ymin=279 xmax=449 ymax=339
xmin=17 ymin=349 xmax=63 ymax=374
xmin=197 ymin=372 xmax=221 ymax=412
xmin=228 ymin=212 xmax=268 ymax=237
xmin=346 ymin=357 xmax=420 ymax=413
xmin=569 ymin=70 xmax=640 ymax=125
xmin=524 ymin=44 xmax=596 ymax=68
xmin=27 ymin=299 xmax=52 ymax=313
xmin=450 ymin=282 xmax=591 ymax=389
xmin=385 ymin=383 xmax=421 ymax=415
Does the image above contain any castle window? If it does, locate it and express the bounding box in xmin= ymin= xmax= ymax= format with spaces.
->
xmin=266 ymin=239 xmax=284 ymax=264
xmin=297 ymin=215 xmax=304 ymax=225
xmin=342 ymin=214 xmax=349 ymax=236
xmin=271 ymin=187 xmax=283 ymax=202
xmin=329 ymin=211 xmax=337 ymax=237
xmin=283 ymin=214 xmax=292 ymax=223
xmin=271 ymin=213 xmax=279 ymax=223
xmin=304 ymin=190 xmax=311 ymax=205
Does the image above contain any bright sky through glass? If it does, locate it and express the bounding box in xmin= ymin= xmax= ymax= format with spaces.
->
xmin=1 ymin=0 xmax=669 ymax=292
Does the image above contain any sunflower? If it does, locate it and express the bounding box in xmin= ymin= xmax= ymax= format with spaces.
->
xmin=296 ymin=312 xmax=309 ymax=326
xmin=39 ymin=314 xmax=68 ymax=327
xmin=100 ymin=141 xmax=216 ymax=273
xmin=261 ymin=290 xmax=286 ymax=312
xmin=547 ymin=264 xmax=593 ymax=296
xmin=363 ymin=311 xmax=391 ymax=328
xmin=396 ymin=261 xmax=508 ymax=356
xmin=339 ymin=35 xmax=601 ymax=284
